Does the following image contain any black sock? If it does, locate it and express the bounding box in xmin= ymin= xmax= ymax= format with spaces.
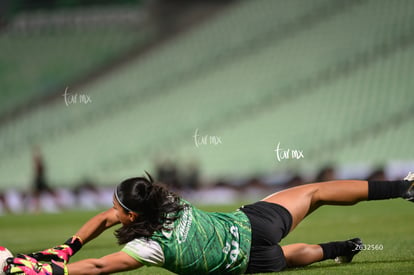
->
xmin=367 ymin=180 xmax=411 ymax=200
xmin=319 ymin=241 xmax=351 ymax=260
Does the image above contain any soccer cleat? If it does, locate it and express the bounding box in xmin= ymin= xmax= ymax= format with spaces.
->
xmin=403 ymin=172 xmax=414 ymax=202
xmin=334 ymin=238 xmax=363 ymax=264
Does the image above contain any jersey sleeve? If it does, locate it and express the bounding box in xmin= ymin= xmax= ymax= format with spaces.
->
xmin=122 ymin=238 xmax=165 ymax=266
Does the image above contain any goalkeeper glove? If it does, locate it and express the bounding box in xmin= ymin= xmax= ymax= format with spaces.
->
xmin=5 ymin=254 xmax=67 ymax=275
xmin=29 ymin=236 xmax=83 ymax=263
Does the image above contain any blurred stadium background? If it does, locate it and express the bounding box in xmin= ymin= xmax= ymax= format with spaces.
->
xmin=1 ymin=0 xmax=414 ymax=214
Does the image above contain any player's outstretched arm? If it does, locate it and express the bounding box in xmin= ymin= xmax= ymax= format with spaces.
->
xmin=73 ymin=208 xmax=120 ymax=244
xmin=66 ymin=251 xmax=143 ymax=275
xmin=6 ymin=252 xmax=143 ymax=275
xmin=30 ymin=208 xmax=120 ymax=263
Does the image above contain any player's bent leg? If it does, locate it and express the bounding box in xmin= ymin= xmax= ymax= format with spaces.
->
xmin=262 ymin=180 xmax=368 ymax=231
xmin=282 ymin=238 xmax=363 ymax=268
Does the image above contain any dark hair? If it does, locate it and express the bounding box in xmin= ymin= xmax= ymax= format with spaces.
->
xmin=114 ymin=172 xmax=184 ymax=244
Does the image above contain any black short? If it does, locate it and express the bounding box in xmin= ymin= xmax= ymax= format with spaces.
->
xmin=240 ymin=201 xmax=293 ymax=273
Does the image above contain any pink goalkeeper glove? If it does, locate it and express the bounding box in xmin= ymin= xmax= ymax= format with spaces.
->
xmin=5 ymin=254 xmax=67 ymax=275
xmin=29 ymin=236 xmax=83 ymax=263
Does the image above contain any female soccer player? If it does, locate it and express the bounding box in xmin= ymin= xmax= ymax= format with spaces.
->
xmin=6 ymin=172 xmax=414 ymax=274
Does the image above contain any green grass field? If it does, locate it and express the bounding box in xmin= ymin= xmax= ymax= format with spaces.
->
xmin=1 ymin=199 xmax=413 ymax=274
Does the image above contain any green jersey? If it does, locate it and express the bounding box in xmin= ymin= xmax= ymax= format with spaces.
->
xmin=122 ymin=200 xmax=252 ymax=274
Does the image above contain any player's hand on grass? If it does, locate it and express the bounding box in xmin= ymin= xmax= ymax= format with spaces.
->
xmin=5 ymin=254 xmax=67 ymax=275
xmin=29 ymin=236 xmax=83 ymax=263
